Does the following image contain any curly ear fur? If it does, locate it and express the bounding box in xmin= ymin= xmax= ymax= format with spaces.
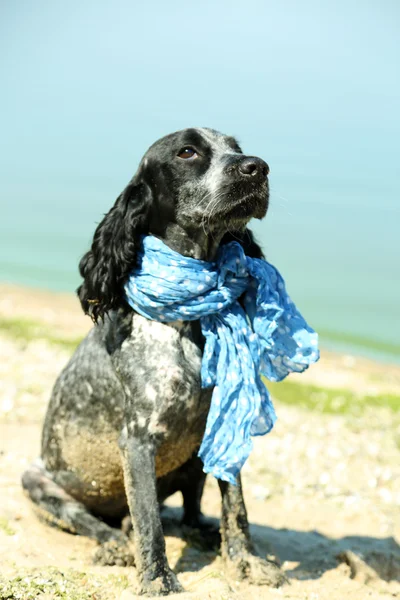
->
xmin=77 ymin=180 xmax=152 ymax=322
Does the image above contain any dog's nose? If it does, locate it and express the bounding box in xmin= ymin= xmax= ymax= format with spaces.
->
xmin=239 ymin=157 xmax=269 ymax=177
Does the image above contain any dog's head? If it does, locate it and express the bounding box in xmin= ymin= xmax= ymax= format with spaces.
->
xmin=78 ymin=128 xmax=270 ymax=321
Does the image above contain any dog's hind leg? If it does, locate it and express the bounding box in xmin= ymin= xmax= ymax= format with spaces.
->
xmin=21 ymin=458 xmax=126 ymax=544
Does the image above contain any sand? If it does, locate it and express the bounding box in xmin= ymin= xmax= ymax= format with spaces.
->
xmin=0 ymin=283 xmax=399 ymax=599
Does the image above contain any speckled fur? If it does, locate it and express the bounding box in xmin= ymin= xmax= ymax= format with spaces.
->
xmin=22 ymin=128 xmax=285 ymax=595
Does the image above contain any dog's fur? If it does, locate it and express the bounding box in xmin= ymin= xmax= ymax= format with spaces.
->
xmin=22 ymin=128 xmax=286 ymax=595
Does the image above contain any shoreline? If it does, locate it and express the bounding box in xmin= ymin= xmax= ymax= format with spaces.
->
xmin=1 ymin=280 xmax=399 ymax=365
xmin=1 ymin=282 xmax=399 ymax=402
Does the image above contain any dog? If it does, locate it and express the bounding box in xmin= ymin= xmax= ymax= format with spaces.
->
xmin=22 ymin=127 xmax=286 ymax=595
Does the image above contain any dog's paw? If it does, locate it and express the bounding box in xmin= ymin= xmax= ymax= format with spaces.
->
xmin=226 ymin=554 xmax=288 ymax=587
xmin=139 ymin=569 xmax=184 ymax=596
xmin=93 ymin=539 xmax=135 ymax=567
xmin=181 ymin=516 xmax=221 ymax=551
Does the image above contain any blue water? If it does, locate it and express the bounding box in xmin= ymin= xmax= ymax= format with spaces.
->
xmin=1 ymin=167 xmax=399 ymax=361
xmin=1 ymin=1 xmax=399 ymax=362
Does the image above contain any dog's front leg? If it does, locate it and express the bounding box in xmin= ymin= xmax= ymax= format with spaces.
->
xmin=218 ymin=476 xmax=287 ymax=588
xmin=120 ymin=429 xmax=183 ymax=596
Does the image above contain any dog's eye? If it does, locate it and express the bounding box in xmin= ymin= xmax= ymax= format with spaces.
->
xmin=178 ymin=147 xmax=198 ymax=160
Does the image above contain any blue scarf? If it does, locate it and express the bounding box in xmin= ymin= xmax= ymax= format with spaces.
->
xmin=125 ymin=235 xmax=319 ymax=484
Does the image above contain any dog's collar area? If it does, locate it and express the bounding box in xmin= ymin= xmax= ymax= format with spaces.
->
xmin=125 ymin=235 xmax=319 ymax=483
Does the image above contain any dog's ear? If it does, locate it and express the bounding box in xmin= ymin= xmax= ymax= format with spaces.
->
xmin=222 ymin=228 xmax=265 ymax=259
xmin=77 ymin=179 xmax=153 ymax=322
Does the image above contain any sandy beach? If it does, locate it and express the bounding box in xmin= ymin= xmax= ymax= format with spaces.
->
xmin=0 ymin=283 xmax=399 ymax=599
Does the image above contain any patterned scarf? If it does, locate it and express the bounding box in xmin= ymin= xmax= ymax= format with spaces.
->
xmin=125 ymin=235 xmax=319 ymax=483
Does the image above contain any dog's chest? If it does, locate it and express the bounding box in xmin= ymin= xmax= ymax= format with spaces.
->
xmin=118 ymin=315 xmax=211 ymax=462
xmin=117 ymin=314 xmax=212 ymax=476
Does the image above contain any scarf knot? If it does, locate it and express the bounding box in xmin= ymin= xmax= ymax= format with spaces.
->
xmin=125 ymin=235 xmax=319 ymax=484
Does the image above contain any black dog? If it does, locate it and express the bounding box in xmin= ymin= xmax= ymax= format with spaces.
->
xmin=22 ymin=128 xmax=286 ymax=595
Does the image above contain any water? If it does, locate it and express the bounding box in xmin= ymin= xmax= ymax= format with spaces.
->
xmin=1 ymin=166 xmax=399 ymax=363
xmin=253 ymin=175 xmax=400 ymax=362
xmin=1 ymin=2 xmax=399 ymax=363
